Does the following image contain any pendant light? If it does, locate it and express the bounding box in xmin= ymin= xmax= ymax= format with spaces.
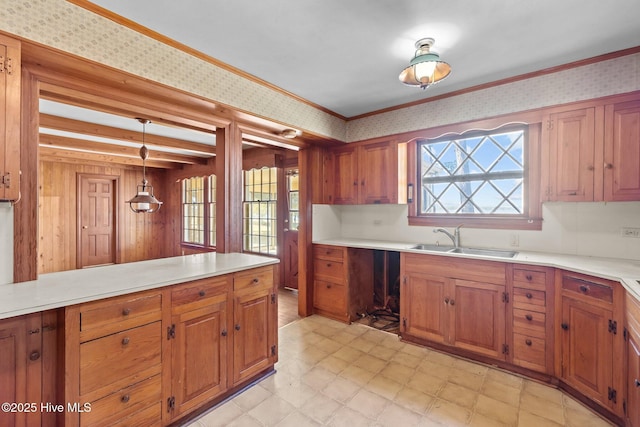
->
xmin=126 ymin=118 xmax=163 ymax=213
xmin=399 ymin=38 xmax=451 ymax=90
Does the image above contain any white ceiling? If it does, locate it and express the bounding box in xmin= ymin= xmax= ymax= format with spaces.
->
xmin=89 ymin=0 xmax=640 ymax=118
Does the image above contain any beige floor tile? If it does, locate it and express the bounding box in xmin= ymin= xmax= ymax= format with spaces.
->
xmin=298 ymin=392 xmax=342 ymax=424
xmin=564 ymin=407 xmax=615 ymax=427
xmin=518 ymin=410 xmax=563 ymax=427
xmin=379 ymin=362 xmax=415 ymax=384
xmin=196 ymin=401 xmax=244 ymax=427
xmin=522 ymin=379 xmax=564 ymax=405
xmin=346 ymin=388 xmax=391 ymax=419
xmin=347 ymin=336 xmax=378 ymax=353
xmin=297 ymin=345 xmax=330 ymax=364
xmin=394 ymin=386 xmax=435 ymax=414
xmin=301 ymin=366 xmax=337 ymax=391
xmin=247 ymin=395 xmax=296 ymax=426
xmin=447 ymin=368 xmax=485 ymax=391
xmin=407 ymin=371 xmax=447 ymax=395
xmin=332 ymin=346 xmax=366 ymax=363
xmin=428 ymin=398 xmax=472 ymax=425
xmin=437 ymin=382 xmax=479 ymax=409
xmin=226 ymin=414 xmax=263 ymax=427
xmin=327 ymin=406 xmax=379 ymax=427
xmin=379 ymin=333 xmax=406 ymax=350
xmin=480 ymin=377 xmax=521 ymax=407
xmin=391 ymin=350 xmax=423 ymax=369
xmin=352 ymin=353 xmax=387 ymax=374
xmin=367 ymin=374 xmax=404 ymax=400
xmin=232 ymin=384 xmax=272 ymax=411
xmin=469 ymin=412 xmax=510 ymax=427
xmin=360 ymin=329 xmax=388 ymax=344
xmin=452 ymin=357 xmax=489 ymax=376
xmin=485 ymin=368 xmax=524 ymax=390
xmin=275 ymin=410 xmax=321 ymax=427
xmin=333 ymin=330 xmax=359 ymax=345
xmin=427 ymin=349 xmax=457 ymax=366
xmin=400 ymin=342 xmax=432 ymax=358
xmin=367 ymin=344 xmax=398 ymax=361
xmin=272 ymin=380 xmax=317 ymax=408
xmin=315 ymin=336 xmax=346 ymax=353
xmin=317 ymin=355 xmax=351 ymax=374
xmin=377 ymin=402 xmax=424 ymax=426
xmin=474 ymin=394 xmax=519 ymax=426
xmin=416 ymin=359 xmax=454 ymax=380
xmin=519 ymin=391 xmax=565 ymax=424
xmin=322 ymin=376 xmax=361 ymax=403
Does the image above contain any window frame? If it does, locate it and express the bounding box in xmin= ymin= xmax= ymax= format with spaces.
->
xmin=407 ymin=119 xmax=543 ymax=230
xmin=181 ymin=174 xmax=217 ymax=248
xmin=242 ymin=166 xmax=279 ymax=256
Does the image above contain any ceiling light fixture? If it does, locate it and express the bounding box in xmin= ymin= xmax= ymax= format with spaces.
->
xmin=126 ymin=118 xmax=163 ymax=213
xmin=399 ymin=37 xmax=451 ymax=90
xmin=279 ymin=129 xmax=298 ymax=139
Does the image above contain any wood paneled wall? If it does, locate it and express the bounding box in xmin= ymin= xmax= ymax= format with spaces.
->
xmin=38 ymin=160 xmax=169 ymax=274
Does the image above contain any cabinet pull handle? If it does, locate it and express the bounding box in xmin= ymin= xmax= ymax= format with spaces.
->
xmin=122 ymin=337 xmax=130 ymax=345
xmin=525 ymin=292 xmax=533 ymax=299
xmin=122 ymin=308 xmax=131 ymax=316
xmin=29 ymin=351 xmax=40 ymax=361
xmin=449 ymin=299 xmax=455 ymax=306
xmin=525 ymin=314 xmax=533 ymax=321
xmin=561 ymin=323 xmax=569 ymax=330
xmin=635 ymin=379 xmax=640 ymax=388
xmin=121 ymin=394 xmax=130 ymax=403
xmin=235 ymin=324 xmax=241 ymax=331
xmin=525 ymin=274 xmax=533 ymax=281
xmin=221 ymin=329 xmax=228 ymax=337
xmin=525 ymin=339 xmax=532 ymax=346
xmin=568 ymin=192 xmax=577 ymax=196
xmin=199 ymin=290 xmax=206 ymax=297
xmin=579 ymin=285 xmax=589 ymax=293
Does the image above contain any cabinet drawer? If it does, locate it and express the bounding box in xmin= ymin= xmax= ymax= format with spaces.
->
xmin=314 ymin=259 xmax=344 ymax=282
xmin=513 ymin=309 xmax=546 ymax=338
xmin=562 ymin=276 xmax=613 ymax=303
xmin=513 ymin=288 xmax=546 ymax=311
xmin=313 ymin=245 xmax=344 ymax=261
xmin=79 ymin=322 xmax=162 ymax=397
xmin=313 ymin=280 xmax=347 ymax=313
xmin=513 ymin=268 xmax=547 ymax=291
xmin=79 ymin=291 xmax=162 ymax=342
xmin=81 ymin=374 xmax=161 ymax=427
xmin=172 ymin=276 xmax=229 ymax=310
xmin=234 ymin=266 xmax=274 ymax=292
xmin=513 ymin=333 xmax=546 ymax=370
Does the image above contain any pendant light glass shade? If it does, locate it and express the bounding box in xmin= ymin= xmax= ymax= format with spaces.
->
xmin=126 ymin=119 xmax=163 ymax=213
xmin=399 ymin=38 xmax=451 ymax=89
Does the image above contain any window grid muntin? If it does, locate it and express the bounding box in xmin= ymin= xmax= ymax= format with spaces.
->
xmin=419 ymin=127 xmax=526 ymax=216
xmin=243 ymin=167 xmax=278 ymax=256
xmin=181 ymin=175 xmax=216 ymax=247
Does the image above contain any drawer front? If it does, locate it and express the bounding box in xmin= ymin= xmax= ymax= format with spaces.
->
xmin=513 ymin=268 xmax=547 ymax=291
xmin=313 ymin=259 xmax=344 ymax=282
xmin=80 ymin=322 xmax=162 ymax=397
xmin=313 ymin=245 xmax=344 ymax=261
xmin=513 ymin=288 xmax=546 ymax=311
xmin=562 ymin=276 xmax=613 ymax=303
xmin=513 ymin=333 xmax=546 ymax=370
xmin=234 ymin=266 xmax=274 ymax=292
xmin=513 ymin=309 xmax=546 ymax=338
xmin=172 ymin=276 xmax=229 ymax=309
xmin=313 ymin=279 xmax=347 ymax=314
xmin=79 ymin=292 xmax=162 ymax=341
xmin=81 ymin=374 xmax=161 ymax=427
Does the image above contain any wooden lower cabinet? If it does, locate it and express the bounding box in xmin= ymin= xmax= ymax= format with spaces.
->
xmin=558 ymin=271 xmax=624 ymax=417
xmin=627 ymin=295 xmax=640 ymax=427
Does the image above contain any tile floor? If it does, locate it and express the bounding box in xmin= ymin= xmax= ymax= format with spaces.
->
xmin=188 ymin=315 xmax=614 ymax=427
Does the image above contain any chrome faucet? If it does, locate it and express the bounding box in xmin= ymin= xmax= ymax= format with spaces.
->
xmin=433 ymin=224 xmax=463 ymax=248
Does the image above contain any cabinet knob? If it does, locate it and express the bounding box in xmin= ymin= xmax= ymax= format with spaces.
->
xmin=525 ymin=292 xmax=533 ymax=299
xmin=604 ymin=163 xmax=613 ymax=169
xmin=587 ymin=165 xmax=594 ymax=171
xmin=525 ymin=314 xmax=533 ymax=321
xmin=568 ymin=192 xmax=577 ymax=196
xmin=579 ymin=285 xmax=589 ymax=293
xmin=635 ymin=379 xmax=640 ymax=388
xmin=525 ymin=339 xmax=532 ymax=346
xmin=561 ymin=323 xmax=569 ymax=331
xmin=252 ymin=278 xmax=260 ymax=284
xmin=122 ymin=337 xmax=130 ymax=346
xmin=122 ymin=308 xmax=131 ymax=316
xmin=121 ymin=394 xmax=130 ymax=403
xmin=444 ymin=297 xmax=450 ymax=305
xmin=449 ymin=299 xmax=455 ymax=306
xmin=29 ymin=350 xmax=40 ymax=361
xmin=221 ymin=329 xmax=228 ymax=337
xmin=525 ymin=274 xmax=532 ymax=281
xmin=326 ymin=284 xmax=332 ymax=289
xmin=199 ymin=290 xmax=206 ymax=297
xmin=235 ymin=324 xmax=241 ymax=331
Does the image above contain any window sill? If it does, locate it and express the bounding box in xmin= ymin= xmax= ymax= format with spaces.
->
xmin=408 ymin=215 xmax=542 ymax=230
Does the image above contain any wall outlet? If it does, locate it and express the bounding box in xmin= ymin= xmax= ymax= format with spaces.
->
xmin=509 ymin=234 xmax=520 ymax=247
xmin=621 ymin=227 xmax=640 ymax=238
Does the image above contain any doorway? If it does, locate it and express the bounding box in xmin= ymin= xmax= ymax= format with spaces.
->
xmin=283 ymin=168 xmax=299 ymax=290
xmin=77 ymin=174 xmax=117 ymax=268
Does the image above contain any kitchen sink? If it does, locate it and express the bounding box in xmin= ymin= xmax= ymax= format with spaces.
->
xmin=448 ymin=247 xmax=518 ymax=258
xmin=410 ymin=244 xmax=518 ymax=258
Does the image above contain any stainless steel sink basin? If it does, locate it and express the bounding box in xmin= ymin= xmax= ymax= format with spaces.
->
xmin=410 ymin=244 xmax=454 ymax=252
xmin=448 ymin=247 xmax=518 ymax=258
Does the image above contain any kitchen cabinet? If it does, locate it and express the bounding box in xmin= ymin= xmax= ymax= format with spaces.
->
xmin=232 ymin=266 xmax=278 ymax=385
xmin=167 ymin=276 xmax=229 ymax=422
xmin=0 ymin=313 xmax=42 ymax=427
xmin=324 ymin=140 xmax=406 ymax=205
xmin=626 ymin=294 xmax=640 ymax=427
xmin=508 ymin=265 xmax=555 ymax=374
xmin=0 ymin=34 xmax=21 ymax=201
xmin=63 ymin=289 xmax=164 ymax=427
xmin=312 ymin=244 xmax=374 ymax=323
xmin=604 ymin=99 xmax=640 ymax=201
xmin=558 ymin=271 xmax=624 ymax=416
xmin=400 ymin=253 xmax=508 ymax=361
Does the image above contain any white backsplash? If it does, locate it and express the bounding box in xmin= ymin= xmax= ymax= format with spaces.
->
xmin=312 ymin=202 xmax=640 ymax=261
xmin=0 ymin=203 xmax=14 ymax=284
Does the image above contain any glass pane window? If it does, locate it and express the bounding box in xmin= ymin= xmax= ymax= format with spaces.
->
xmin=243 ymin=167 xmax=278 ymax=256
xmin=419 ymin=126 xmax=526 ymax=216
xmin=181 ymin=175 xmax=216 ymax=247
xmin=287 ymin=170 xmax=299 ymax=231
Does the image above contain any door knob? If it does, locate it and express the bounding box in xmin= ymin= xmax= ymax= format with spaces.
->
xmin=82 ymin=226 xmax=88 ymax=229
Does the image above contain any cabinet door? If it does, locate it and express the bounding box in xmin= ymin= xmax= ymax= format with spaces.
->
xmin=449 ymin=279 xmax=506 ymax=360
xmin=548 ymin=108 xmax=596 ymax=201
xmin=358 ymin=141 xmax=397 ymax=204
xmin=628 ymin=328 xmax=640 ymax=427
xmin=332 ymin=146 xmax=359 ymax=204
xmin=171 ymin=301 xmax=227 ymax=420
xmin=400 ymin=273 xmax=448 ymax=345
xmin=604 ymin=100 xmax=640 ymax=201
xmin=0 ymin=314 xmax=42 ymax=427
xmin=560 ymin=296 xmax=612 ymax=407
xmin=233 ymin=289 xmax=276 ymax=385
xmin=0 ymin=34 xmax=21 ymax=201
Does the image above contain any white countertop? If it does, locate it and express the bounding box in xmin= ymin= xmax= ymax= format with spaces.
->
xmin=0 ymin=252 xmax=279 ymax=320
xmin=314 ymin=237 xmax=640 ymax=301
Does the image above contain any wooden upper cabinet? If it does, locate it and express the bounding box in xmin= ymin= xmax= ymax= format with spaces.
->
xmin=547 ymin=107 xmax=597 ymax=201
xmin=0 ymin=34 xmax=21 ymax=201
xmin=325 ymin=140 xmax=406 ymax=205
xmin=604 ymin=99 xmax=640 ymax=201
